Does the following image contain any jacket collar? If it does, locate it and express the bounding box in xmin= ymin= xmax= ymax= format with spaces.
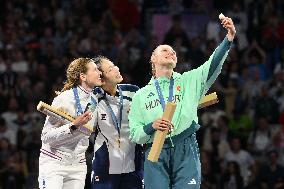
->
xmin=148 ymin=71 xmax=180 ymax=85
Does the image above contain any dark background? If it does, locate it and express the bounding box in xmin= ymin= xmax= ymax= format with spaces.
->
xmin=0 ymin=0 xmax=284 ymax=188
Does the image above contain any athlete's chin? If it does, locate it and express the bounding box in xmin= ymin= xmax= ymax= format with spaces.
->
xmin=171 ymin=62 xmax=177 ymax=69
xmin=96 ymin=80 xmax=103 ymax=86
xmin=118 ymin=78 xmax=123 ymax=83
xmin=116 ymin=76 xmax=123 ymax=83
xmin=162 ymin=61 xmax=176 ymax=69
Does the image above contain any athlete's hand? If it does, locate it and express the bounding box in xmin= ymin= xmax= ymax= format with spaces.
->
xmin=152 ymin=118 xmax=174 ymax=132
xmin=72 ymin=111 xmax=92 ymax=128
xmin=219 ymin=13 xmax=236 ymax=41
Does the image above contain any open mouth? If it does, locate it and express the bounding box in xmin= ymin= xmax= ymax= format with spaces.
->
xmin=116 ymin=72 xmax=122 ymax=78
xmin=166 ymin=56 xmax=175 ymax=61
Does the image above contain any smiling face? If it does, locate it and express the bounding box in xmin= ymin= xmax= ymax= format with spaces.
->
xmin=80 ymin=61 xmax=102 ymax=88
xmin=100 ymin=58 xmax=123 ymax=85
xmin=151 ymin=45 xmax=177 ymax=70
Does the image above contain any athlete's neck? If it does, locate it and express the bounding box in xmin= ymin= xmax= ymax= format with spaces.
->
xmin=103 ymin=83 xmax=117 ymax=96
xmin=155 ymin=66 xmax=173 ymax=79
xmin=79 ymin=83 xmax=93 ymax=93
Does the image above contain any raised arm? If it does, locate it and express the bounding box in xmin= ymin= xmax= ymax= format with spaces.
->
xmin=219 ymin=13 xmax=236 ymax=42
xmin=207 ymin=13 xmax=236 ymax=79
xmin=182 ymin=14 xmax=236 ymax=98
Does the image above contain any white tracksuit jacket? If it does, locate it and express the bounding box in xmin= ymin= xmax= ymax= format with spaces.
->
xmin=38 ymin=86 xmax=97 ymax=189
xmin=92 ymin=84 xmax=143 ymax=176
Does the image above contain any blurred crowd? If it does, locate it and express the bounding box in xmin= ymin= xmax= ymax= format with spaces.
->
xmin=0 ymin=0 xmax=284 ymax=188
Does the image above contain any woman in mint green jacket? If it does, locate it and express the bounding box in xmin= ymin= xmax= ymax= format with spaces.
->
xmin=128 ymin=14 xmax=236 ymax=189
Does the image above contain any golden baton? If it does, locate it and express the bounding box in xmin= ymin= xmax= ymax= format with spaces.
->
xmin=147 ymin=92 xmax=219 ymax=162
xmin=147 ymin=102 xmax=176 ymax=162
xmin=37 ymin=101 xmax=94 ymax=135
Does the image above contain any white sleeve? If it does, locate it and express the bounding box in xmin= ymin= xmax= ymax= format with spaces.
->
xmin=41 ymin=94 xmax=81 ymax=147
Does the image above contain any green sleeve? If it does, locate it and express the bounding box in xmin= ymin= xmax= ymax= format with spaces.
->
xmin=128 ymin=93 xmax=152 ymax=144
xmin=208 ymin=37 xmax=232 ymax=79
xmin=202 ymin=37 xmax=231 ymax=95
xmin=182 ymin=37 xmax=231 ymax=100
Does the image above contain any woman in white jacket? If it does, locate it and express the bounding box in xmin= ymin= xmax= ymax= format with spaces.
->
xmin=38 ymin=58 xmax=102 ymax=189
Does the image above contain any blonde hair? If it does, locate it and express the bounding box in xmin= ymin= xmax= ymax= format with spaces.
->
xmin=150 ymin=47 xmax=158 ymax=77
xmin=150 ymin=60 xmax=156 ymax=77
xmin=58 ymin=58 xmax=93 ymax=94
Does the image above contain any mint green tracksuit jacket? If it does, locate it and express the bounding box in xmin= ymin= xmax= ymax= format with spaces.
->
xmin=129 ymin=38 xmax=232 ymax=144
